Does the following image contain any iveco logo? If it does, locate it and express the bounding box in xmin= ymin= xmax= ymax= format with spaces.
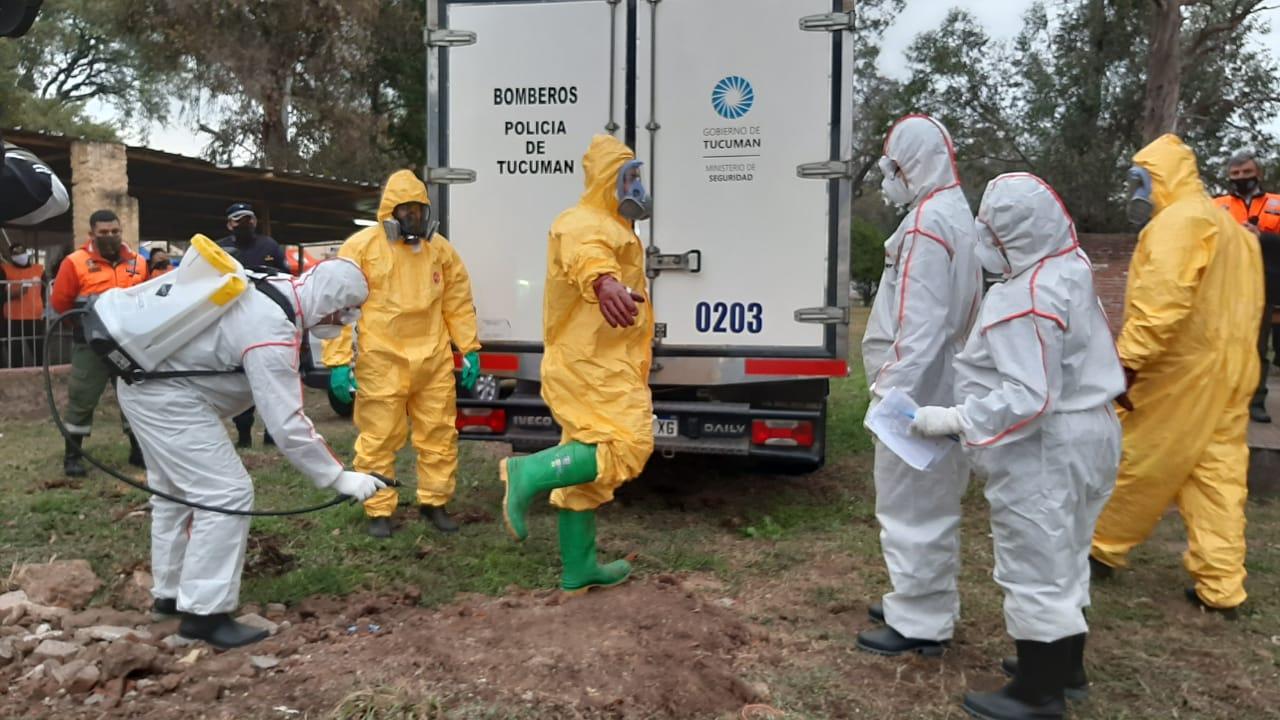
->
xmin=703 ymin=422 xmax=747 ymax=435
xmin=512 ymin=415 xmax=554 ymax=427
xmin=712 ymin=76 xmax=754 ymax=119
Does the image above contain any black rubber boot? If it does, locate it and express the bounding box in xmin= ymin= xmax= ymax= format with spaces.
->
xmin=868 ymin=600 xmax=885 ymax=624
xmin=367 ymin=517 xmax=393 ymax=539
xmin=1184 ymin=588 xmax=1240 ymax=620
xmin=1001 ymin=633 xmax=1089 ymax=701
xmin=421 ymin=505 xmax=459 ymax=534
xmin=1250 ymin=403 xmax=1272 ymax=424
xmin=1088 ymin=555 xmax=1114 ymax=581
xmin=151 ymin=597 xmax=179 ymax=621
xmin=236 ymin=426 xmax=252 ymax=449
xmin=64 ymin=436 xmax=87 ymax=477
xmin=856 ymin=625 xmax=947 ymax=657
xmin=263 ymin=431 xmax=275 ymax=446
xmin=963 ymin=639 xmax=1068 ymax=720
xmin=127 ymin=432 xmax=145 ymax=469
xmin=178 ymin=612 xmax=269 ymax=650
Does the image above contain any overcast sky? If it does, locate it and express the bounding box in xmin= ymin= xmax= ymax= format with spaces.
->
xmin=96 ymin=0 xmax=1280 ymax=157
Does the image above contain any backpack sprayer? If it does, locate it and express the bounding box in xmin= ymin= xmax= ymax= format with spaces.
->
xmin=41 ymin=235 xmax=392 ymax=516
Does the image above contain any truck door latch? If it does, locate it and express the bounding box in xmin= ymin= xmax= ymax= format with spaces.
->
xmin=646 ymin=248 xmax=702 ymax=278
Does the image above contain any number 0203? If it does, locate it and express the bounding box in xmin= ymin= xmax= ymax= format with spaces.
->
xmin=695 ymin=302 xmax=763 ymax=334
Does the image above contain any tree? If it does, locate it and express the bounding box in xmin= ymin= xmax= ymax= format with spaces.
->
xmin=847 ymin=0 xmax=909 ymax=194
xmin=124 ymin=0 xmax=384 ymax=173
xmin=0 ymin=0 xmax=166 ymax=139
xmin=851 ymin=217 xmax=886 ymax=306
xmin=881 ymin=1 xmax=1280 ymax=230
xmin=1143 ymin=0 xmax=1275 ymax=141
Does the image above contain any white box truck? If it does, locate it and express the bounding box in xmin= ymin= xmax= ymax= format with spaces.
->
xmin=427 ymin=0 xmax=855 ymax=471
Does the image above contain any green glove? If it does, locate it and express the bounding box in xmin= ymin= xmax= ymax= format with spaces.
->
xmin=460 ymin=351 xmax=481 ymax=391
xmin=329 ymin=365 xmax=357 ymax=404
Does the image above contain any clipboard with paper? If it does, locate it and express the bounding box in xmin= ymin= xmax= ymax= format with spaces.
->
xmin=864 ymin=388 xmax=957 ymax=471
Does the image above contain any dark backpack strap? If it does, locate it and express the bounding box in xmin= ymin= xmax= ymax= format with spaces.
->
xmin=250 ymin=274 xmax=297 ymax=326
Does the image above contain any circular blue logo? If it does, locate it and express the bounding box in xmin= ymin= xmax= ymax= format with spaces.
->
xmin=711 ymin=76 xmax=754 ymax=120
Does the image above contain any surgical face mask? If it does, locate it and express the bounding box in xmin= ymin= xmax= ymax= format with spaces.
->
xmin=974 ymin=220 xmax=1012 ymax=277
xmin=1125 ymin=166 xmax=1155 ymax=228
xmin=93 ymin=230 xmax=123 ymax=258
xmin=233 ymin=224 xmax=255 ymax=242
xmin=309 ymin=307 xmax=361 ymax=339
xmin=11 ymin=252 xmax=30 ymax=266
xmin=309 ymin=324 xmax=343 ymax=340
xmin=384 ymin=202 xmax=437 ymax=246
xmin=617 ymin=160 xmax=652 ymax=221
xmin=1230 ymin=176 xmax=1260 ymax=199
xmin=879 ymin=156 xmax=913 ymax=206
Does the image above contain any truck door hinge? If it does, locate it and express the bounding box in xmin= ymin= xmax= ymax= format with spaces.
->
xmin=426 ymin=167 xmax=477 ymax=185
xmin=795 ymin=306 xmax=850 ymax=324
xmin=646 ymin=248 xmax=702 ymax=278
xmin=796 ymin=160 xmax=854 ymax=180
xmin=425 ymin=28 xmax=477 ymax=48
xmin=799 ymin=12 xmax=854 ymax=32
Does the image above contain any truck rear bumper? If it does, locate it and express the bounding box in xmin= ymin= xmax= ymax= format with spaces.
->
xmin=456 ymin=392 xmax=827 ymax=467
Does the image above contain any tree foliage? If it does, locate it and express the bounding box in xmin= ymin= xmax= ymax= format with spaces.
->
xmin=121 ymin=0 xmax=392 ymax=175
xmin=6 ymin=0 xmax=1280 ymax=214
xmin=0 ymin=0 xmax=167 ymax=140
xmin=889 ymin=0 xmax=1280 ymax=230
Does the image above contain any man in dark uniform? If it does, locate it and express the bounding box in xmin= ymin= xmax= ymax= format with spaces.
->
xmin=217 ymin=202 xmax=290 ymax=447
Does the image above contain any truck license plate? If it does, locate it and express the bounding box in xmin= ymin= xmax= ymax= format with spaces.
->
xmin=653 ymin=417 xmax=679 ymax=439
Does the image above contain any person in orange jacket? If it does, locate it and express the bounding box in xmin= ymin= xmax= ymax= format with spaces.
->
xmin=1213 ymin=149 xmax=1280 ymax=423
xmin=50 ymin=209 xmax=149 ymax=476
xmin=146 ymin=246 xmax=174 ymax=277
xmin=2 ymin=243 xmax=45 ymax=368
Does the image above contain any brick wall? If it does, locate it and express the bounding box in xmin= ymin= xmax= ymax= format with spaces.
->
xmin=1078 ymin=233 xmax=1136 ymax=336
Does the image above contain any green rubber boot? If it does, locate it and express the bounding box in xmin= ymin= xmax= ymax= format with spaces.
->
xmin=500 ymin=441 xmax=598 ymax=541
xmin=558 ymin=509 xmax=632 ymax=595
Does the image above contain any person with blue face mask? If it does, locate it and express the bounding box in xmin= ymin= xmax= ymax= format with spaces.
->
xmin=1092 ymin=134 xmax=1264 ymax=621
xmin=499 ymin=135 xmax=654 ymax=594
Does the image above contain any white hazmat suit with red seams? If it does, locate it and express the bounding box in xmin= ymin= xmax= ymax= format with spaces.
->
xmin=858 ymin=114 xmax=984 ymax=655
xmin=118 ymin=258 xmax=383 ymax=649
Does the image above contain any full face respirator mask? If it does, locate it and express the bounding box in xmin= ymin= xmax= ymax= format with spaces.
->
xmin=383 ymin=202 xmax=438 ymax=246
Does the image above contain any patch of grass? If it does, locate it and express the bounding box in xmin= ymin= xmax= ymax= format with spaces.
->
xmin=329 ymin=685 xmax=535 ymax=720
xmin=5 ymin=312 xmax=1280 ymax=719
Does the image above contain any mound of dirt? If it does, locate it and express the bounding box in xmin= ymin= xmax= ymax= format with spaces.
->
xmin=1 ymin=578 xmax=773 ymax=719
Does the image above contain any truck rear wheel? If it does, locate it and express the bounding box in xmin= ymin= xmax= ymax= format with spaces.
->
xmin=328 ymin=387 xmax=354 ymax=418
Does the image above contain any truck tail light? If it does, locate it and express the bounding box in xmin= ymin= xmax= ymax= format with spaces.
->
xmin=457 ymin=408 xmax=506 ymax=434
xmin=751 ymin=419 xmax=815 ymax=448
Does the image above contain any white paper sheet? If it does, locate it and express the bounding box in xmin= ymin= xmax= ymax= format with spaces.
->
xmin=864 ymin=388 xmax=957 ymax=471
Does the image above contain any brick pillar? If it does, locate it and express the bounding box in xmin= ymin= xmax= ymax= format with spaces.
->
xmin=69 ymin=141 xmax=140 ymax=250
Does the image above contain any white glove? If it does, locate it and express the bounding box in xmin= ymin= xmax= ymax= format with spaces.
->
xmin=332 ymin=471 xmax=386 ymax=501
xmin=910 ymin=406 xmax=964 ymax=437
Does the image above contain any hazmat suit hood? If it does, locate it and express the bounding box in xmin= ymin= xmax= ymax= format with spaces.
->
xmin=976 ymin=173 xmax=1077 ymax=278
xmin=377 ymin=169 xmax=431 ymax=223
xmin=580 ymin=134 xmax=635 ymax=220
xmin=883 ymin=115 xmax=961 ymax=206
xmin=295 ymin=258 xmax=369 ymax=329
xmin=1132 ymin=134 xmax=1205 ymax=216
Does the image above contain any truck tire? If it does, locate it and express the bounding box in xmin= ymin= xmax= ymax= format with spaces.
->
xmin=328 ymin=387 xmax=354 ymax=418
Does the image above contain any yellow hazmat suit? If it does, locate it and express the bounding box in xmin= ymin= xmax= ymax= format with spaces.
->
xmin=321 ymin=170 xmax=481 ymax=517
xmin=543 ymin=134 xmax=655 ymax=510
xmin=1091 ymin=135 xmax=1263 ymax=609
